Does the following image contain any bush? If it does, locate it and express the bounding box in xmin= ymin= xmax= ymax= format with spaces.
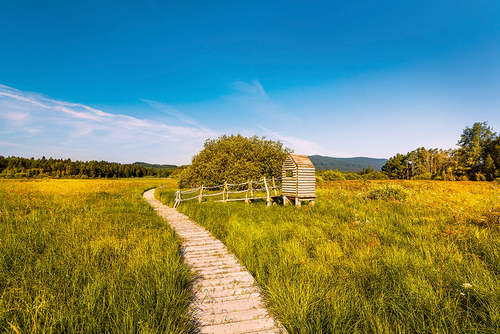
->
xmin=412 ymin=173 xmax=432 ymax=180
xmin=343 ymin=172 xmax=363 ymax=180
xmin=475 ymin=173 xmax=486 ymax=181
xmin=367 ymin=183 xmax=410 ymax=201
xmin=322 ymin=170 xmax=345 ymax=181
xmin=362 ymin=172 xmax=389 ymax=180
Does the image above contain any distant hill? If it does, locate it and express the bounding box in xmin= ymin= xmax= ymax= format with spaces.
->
xmin=132 ymin=162 xmax=177 ymax=170
xmin=308 ymin=155 xmax=388 ymax=172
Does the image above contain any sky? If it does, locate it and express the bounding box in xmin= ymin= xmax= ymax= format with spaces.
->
xmin=1 ymin=1 xmax=500 ymax=165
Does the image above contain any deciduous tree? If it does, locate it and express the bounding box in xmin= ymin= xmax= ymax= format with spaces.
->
xmin=178 ymin=135 xmax=292 ymax=188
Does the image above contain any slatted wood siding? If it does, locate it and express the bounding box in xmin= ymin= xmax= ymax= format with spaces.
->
xmin=282 ymin=154 xmax=316 ymax=198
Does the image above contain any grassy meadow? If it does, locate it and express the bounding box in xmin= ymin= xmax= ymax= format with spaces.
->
xmin=161 ymin=180 xmax=500 ymax=333
xmin=0 ymin=179 xmax=194 ymax=334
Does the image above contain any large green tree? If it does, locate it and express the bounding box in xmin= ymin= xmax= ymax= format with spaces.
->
xmin=178 ymin=135 xmax=292 ymax=188
xmin=483 ymin=136 xmax=500 ymax=180
xmin=381 ymin=153 xmax=408 ymax=179
xmin=457 ymin=121 xmax=497 ymax=180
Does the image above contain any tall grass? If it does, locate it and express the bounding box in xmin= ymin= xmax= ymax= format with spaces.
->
xmin=164 ymin=180 xmax=500 ymax=333
xmin=0 ymin=179 xmax=194 ymax=333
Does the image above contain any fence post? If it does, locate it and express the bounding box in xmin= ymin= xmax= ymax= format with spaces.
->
xmin=174 ymin=189 xmax=180 ymax=208
xmin=199 ymin=185 xmax=203 ymax=203
xmin=245 ymin=180 xmax=250 ymax=204
xmin=264 ymin=177 xmax=271 ymax=206
xmin=223 ymin=182 xmax=227 ymax=203
xmin=250 ymin=180 xmax=254 ymax=199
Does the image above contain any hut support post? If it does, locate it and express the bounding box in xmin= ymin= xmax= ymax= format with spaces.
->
xmin=272 ymin=176 xmax=278 ymax=197
xmin=283 ymin=195 xmax=289 ymax=206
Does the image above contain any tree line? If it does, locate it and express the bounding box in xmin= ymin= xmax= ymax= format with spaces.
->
xmin=0 ymin=156 xmax=177 ymax=179
xmin=382 ymin=122 xmax=500 ymax=181
xmin=316 ymin=167 xmax=389 ymax=182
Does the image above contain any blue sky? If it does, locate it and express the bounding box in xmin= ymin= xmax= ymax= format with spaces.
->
xmin=1 ymin=1 xmax=500 ymax=165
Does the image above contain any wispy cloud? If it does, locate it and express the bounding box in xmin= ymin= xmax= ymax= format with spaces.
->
xmin=0 ymin=85 xmax=217 ymax=163
xmin=142 ymin=99 xmax=211 ymax=131
xmin=258 ymin=125 xmax=350 ymax=157
xmin=225 ymin=80 xmax=302 ymax=124
xmin=232 ymin=80 xmax=269 ymax=98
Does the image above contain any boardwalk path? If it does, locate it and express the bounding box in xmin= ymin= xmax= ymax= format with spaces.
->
xmin=143 ymin=189 xmax=286 ymax=334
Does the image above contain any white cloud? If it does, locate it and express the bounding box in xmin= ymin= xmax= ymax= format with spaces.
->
xmin=0 ymin=84 xmax=218 ymax=164
xmin=2 ymin=111 xmax=29 ymax=123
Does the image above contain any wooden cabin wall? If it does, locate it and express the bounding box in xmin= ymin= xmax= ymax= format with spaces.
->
xmin=282 ymin=157 xmax=297 ymax=196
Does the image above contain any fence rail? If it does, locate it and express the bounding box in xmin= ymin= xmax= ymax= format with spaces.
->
xmin=173 ymin=176 xmax=281 ymax=208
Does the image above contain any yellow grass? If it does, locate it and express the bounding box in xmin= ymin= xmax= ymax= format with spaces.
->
xmin=0 ymin=179 xmax=194 ymax=333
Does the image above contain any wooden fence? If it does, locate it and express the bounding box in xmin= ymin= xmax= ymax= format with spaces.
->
xmin=173 ymin=176 xmax=281 ymax=208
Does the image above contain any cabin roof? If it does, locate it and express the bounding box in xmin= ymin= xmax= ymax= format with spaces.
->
xmin=285 ymin=154 xmax=315 ymax=169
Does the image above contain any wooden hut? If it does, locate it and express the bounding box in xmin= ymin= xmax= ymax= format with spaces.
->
xmin=282 ymin=154 xmax=316 ymax=206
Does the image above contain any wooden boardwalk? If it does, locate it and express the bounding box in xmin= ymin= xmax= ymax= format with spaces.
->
xmin=143 ymin=189 xmax=286 ymax=334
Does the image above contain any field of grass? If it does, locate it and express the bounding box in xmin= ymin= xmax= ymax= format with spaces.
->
xmin=162 ymin=180 xmax=500 ymax=333
xmin=0 ymin=179 xmax=194 ymax=334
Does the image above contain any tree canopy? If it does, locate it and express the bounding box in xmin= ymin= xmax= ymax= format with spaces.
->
xmin=178 ymin=135 xmax=292 ymax=188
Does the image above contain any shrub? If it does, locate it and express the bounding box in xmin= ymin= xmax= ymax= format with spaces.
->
xmin=367 ymin=183 xmax=410 ymax=201
xmin=475 ymin=173 xmax=486 ymax=181
xmin=412 ymin=173 xmax=432 ymax=180
xmin=343 ymin=172 xmax=363 ymax=180
xmin=362 ymin=172 xmax=390 ymax=180
xmin=322 ymin=170 xmax=345 ymax=181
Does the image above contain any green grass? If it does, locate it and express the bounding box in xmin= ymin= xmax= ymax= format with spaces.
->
xmin=0 ymin=179 xmax=194 ymax=334
xmin=163 ymin=180 xmax=500 ymax=333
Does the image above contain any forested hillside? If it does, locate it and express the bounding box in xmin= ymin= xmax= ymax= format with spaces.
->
xmin=309 ymin=155 xmax=388 ymax=172
xmin=0 ymin=156 xmax=176 ymax=179
xmin=132 ymin=162 xmax=178 ymax=170
xmin=383 ymin=122 xmax=500 ymax=181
